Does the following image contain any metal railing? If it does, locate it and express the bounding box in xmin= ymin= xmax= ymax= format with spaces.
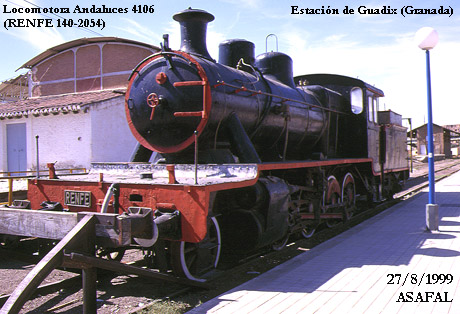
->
xmin=0 ymin=168 xmax=87 ymax=206
xmin=1 ymin=168 xmax=87 ymax=177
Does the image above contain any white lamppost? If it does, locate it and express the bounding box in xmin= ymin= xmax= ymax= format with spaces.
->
xmin=415 ymin=27 xmax=439 ymax=231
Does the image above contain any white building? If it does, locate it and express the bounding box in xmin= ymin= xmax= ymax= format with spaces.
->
xmin=0 ymin=37 xmax=159 ymax=175
xmin=1 ymin=90 xmax=134 ymax=173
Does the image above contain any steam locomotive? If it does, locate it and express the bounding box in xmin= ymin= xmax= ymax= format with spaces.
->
xmin=24 ymin=8 xmax=408 ymax=281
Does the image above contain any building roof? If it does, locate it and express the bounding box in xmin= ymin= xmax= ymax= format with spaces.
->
xmin=18 ymin=37 xmax=160 ymax=70
xmin=444 ymin=124 xmax=460 ymax=134
xmin=410 ymin=123 xmax=460 ymax=137
xmin=0 ymin=74 xmax=28 ymax=101
xmin=0 ymin=89 xmax=125 ymax=119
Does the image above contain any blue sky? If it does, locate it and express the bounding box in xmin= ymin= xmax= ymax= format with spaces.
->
xmin=1 ymin=0 xmax=459 ymax=127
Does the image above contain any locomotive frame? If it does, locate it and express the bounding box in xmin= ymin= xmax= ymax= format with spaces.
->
xmin=1 ymin=7 xmax=409 ymax=292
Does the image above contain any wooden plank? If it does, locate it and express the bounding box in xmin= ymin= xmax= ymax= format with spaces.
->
xmin=1 ymin=214 xmax=96 ymax=314
xmin=81 ymin=215 xmax=97 ymax=314
xmin=0 ymin=208 xmax=78 ymax=240
xmin=64 ymin=252 xmax=211 ymax=289
xmin=0 ymin=209 xmax=126 ymax=245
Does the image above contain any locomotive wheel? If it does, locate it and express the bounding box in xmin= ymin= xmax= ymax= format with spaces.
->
xmin=170 ymin=217 xmax=221 ymax=282
xmin=342 ymin=173 xmax=356 ymax=220
xmin=271 ymin=234 xmax=290 ymax=251
xmin=324 ymin=176 xmax=341 ymax=228
xmin=272 ymin=196 xmax=296 ymax=249
xmin=299 ymin=195 xmax=317 ymax=239
xmin=301 ymin=225 xmax=316 ymax=238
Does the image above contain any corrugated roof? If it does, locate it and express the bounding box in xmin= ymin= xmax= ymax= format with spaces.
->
xmin=410 ymin=123 xmax=460 ymax=137
xmin=0 ymin=74 xmax=28 ymax=100
xmin=0 ymin=89 xmax=125 ymax=119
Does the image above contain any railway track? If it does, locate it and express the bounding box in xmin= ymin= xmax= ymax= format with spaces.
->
xmin=396 ymin=158 xmax=460 ymax=199
xmin=1 ymin=159 xmax=459 ymax=314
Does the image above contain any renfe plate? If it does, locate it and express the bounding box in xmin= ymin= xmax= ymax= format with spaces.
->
xmin=64 ymin=190 xmax=91 ymax=208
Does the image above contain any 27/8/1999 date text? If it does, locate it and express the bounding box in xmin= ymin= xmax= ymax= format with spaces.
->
xmin=387 ymin=273 xmax=453 ymax=286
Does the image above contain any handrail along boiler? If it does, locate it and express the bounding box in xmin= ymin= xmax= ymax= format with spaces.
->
xmin=12 ymin=8 xmax=408 ymax=282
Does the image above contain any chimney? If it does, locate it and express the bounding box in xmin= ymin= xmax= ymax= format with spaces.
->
xmin=173 ymin=8 xmax=215 ymax=59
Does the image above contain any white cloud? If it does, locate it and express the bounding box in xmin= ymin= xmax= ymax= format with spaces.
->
xmin=324 ymin=34 xmax=348 ymax=43
xmin=220 ymin=0 xmax=263 ymax=9
xmin=115 ymin=18 xmax=161 ymax=44
xmin=0 ymin=0 xmax=64 ymax=51
xmin=207 ymin=27 xmax=227 ymax=60
xmin=164 ymin=20 xmax=181 ymax=50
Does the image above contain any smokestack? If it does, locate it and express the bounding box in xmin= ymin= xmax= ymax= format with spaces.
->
xmin=173 ymin=8 xmax=215 ymax=59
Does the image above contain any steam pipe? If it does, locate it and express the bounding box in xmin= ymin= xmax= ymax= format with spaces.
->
xmin=226 ymin=112 xmax=261 ymax=163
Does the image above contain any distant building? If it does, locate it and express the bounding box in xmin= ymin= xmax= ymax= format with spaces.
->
xmin=444 ymin=124 xmax=460 ymax=156
xmin=444 ymin=124 xmax=460 ymax=133
xmin=408 ymin=123 xmax=460 ymax=158
xmin=0 ymin=37 xmax=160 ymax=175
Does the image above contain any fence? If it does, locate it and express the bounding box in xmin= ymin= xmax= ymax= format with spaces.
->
xmin=0 ymin=168 xmax=87 ymax=206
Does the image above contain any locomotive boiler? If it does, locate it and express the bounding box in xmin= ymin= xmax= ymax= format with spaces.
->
xmin=3 ymin=7 xmax=409 ymax=284
xmin=126 ymin=8 xmax=345 ymax=163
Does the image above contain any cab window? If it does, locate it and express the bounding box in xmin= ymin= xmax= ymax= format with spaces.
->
xmin=351 ymin=87 xmax=363 ymax=114
xmin=368 ymin=96 xmax=373 ymax=122
xmin=368 ymin=95 xmax=379 ymax=123
xmin=373 ymin=97 xmax=379 ymax=122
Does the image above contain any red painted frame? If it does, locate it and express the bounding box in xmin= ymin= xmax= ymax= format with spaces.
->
xmin=27 ymin=158 xmax=408 ymax=243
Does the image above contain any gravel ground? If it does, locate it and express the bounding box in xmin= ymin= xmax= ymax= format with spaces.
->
xmin=0 ymin=249 xmax=183 ymax=314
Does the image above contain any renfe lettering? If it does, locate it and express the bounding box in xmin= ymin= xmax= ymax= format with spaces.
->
xmin=64 ymin=190 xmax=91 ymax=207
xmin=5 ymin=19 xmax=53 ymax=28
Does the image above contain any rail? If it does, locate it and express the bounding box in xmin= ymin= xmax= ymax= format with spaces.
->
xmin=0 ymin=168 xmax=87 ymax=206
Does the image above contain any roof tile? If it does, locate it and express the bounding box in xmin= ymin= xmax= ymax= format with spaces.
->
xmin=0 ymin=89 xmax=125 ymax=119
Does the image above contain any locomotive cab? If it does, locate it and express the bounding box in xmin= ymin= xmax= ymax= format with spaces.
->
xmin=295 ymin=74 xmax=375 ymax=159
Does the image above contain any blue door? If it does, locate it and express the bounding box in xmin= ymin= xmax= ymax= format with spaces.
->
xmin=7 ymin=123 xmax=27 ymax=176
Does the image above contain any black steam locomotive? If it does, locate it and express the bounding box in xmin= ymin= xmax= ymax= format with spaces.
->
xmin=21 ymin=8 xmax=408 ymax=282
xmin=121 ymin=7 xmax=409 ymax=279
